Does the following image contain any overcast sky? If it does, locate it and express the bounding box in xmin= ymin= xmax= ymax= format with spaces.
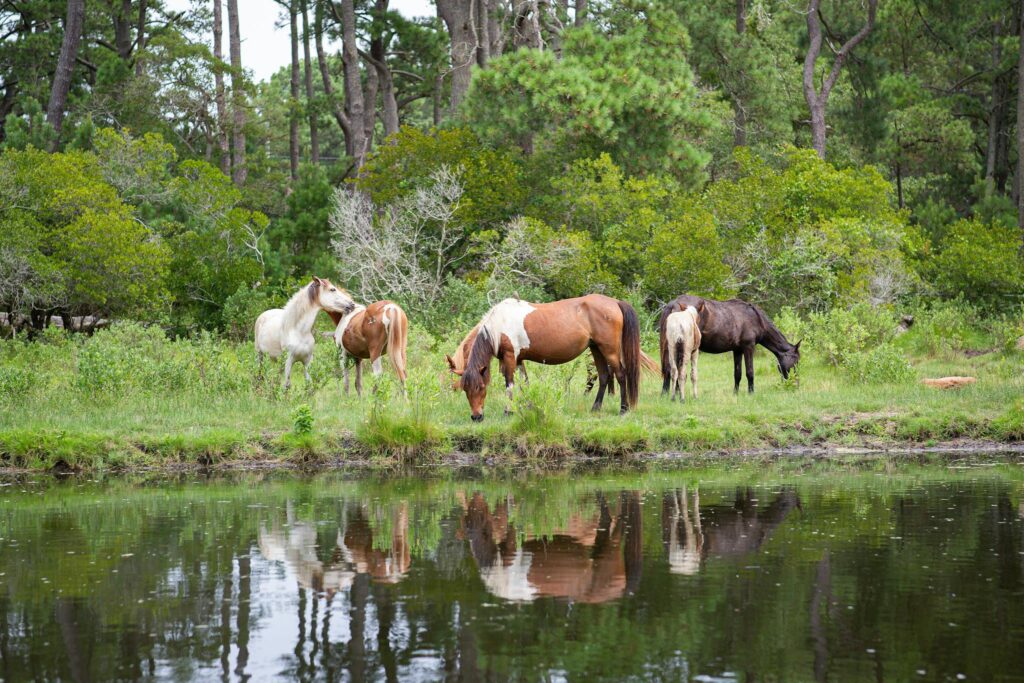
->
xmin=166 ymin=0 xmax=435 ymax=82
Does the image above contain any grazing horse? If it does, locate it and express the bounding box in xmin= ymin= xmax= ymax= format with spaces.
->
xmin=448 ymin=295 xmax=642 ymax=421
xmin=665 ymin=305 xmax=702 ymax=402
xmin=446 ymin=324 xmax=530 ymax=390
xmin=254 ymin=277 xmax=355 ymax=390
xmin=659 ymin=295 xmax=800 ymax=395
xmin=326 ymin=300 xmax=409 ymax=395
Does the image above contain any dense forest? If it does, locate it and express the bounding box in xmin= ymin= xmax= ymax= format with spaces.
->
xmin=1 ymin=0 xmax=1023 ymax=337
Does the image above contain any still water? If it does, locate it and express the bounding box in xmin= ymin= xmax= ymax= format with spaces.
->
xmin=2 ymin=460 xmax=1024 ymax=681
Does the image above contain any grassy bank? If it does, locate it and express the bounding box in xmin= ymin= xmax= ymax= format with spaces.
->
xmin=0 ymin=316 xmax=1022 ymax=472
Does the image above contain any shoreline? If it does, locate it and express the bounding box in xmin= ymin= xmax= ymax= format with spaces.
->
xmin=1 ymin=434 xmax=1021 ymax=476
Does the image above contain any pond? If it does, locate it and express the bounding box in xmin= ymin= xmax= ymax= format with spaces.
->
xmin=2 ymin=458 xmax=1024 ymax=681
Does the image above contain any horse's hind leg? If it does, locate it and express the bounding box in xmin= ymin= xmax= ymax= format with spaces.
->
xmin=690 ymin=350 xmax=699 ymax=399
xmin=590 ymin=348 xmax=610 ymax=412
xmin=744 ymin=347 xmax=755 ymax=394
xmin=668 ymin=342 xmax=679 ymax=402
xmin=733 ymin=350 xmax=743 ymax=394
xmin=256 ymin=350 xmax=265 ymax=381
xmin=354 ymin=359 xmax=363 ymax=397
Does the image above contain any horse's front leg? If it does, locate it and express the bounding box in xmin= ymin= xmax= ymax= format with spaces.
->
xmin=518 ymin=363 xmax=529 ymax=386
xmin=283 ymin=353 xmax=295 ymax=392
xmin=339 ymin=348 xmax=350 ymax=395
xmin=354 ymin=359 xmax=363 ymax=397
xmin=744 ymin=347 xmax=755 ymax=394
xmin=256 ymin=350 xmax=264 ymax=381
xmin=733 ymin=350 xmax=743 ymax=394
xmin=501 ymin=354 xmax=517 ymax=416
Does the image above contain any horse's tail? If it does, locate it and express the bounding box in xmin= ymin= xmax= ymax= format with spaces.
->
xmin=658 ymin=302 xmax=680 ymax=394
xmin=383 ymin=303 xmax=408 ymax=383
xmin=639 ymin=351 xmax=660 ymax=376
xmin=617 ymin=300 xmax=641 ymax=410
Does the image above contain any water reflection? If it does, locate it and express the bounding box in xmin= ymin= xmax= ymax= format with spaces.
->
xmin=460 ymin=491 xmax=643 ymax=603
xmin=662 ymin=486 xmax=801 ymax=574
xmin=257 ymin=501 xmax=411 ymax=595
xmin=1 ymin=468 xmax=1023 ymax=682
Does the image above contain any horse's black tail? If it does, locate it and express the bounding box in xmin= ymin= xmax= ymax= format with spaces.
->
xmin=617 ymin=300 xmax=641 ymax=410
xmin=658 ymin=302 xmax=680 ymax=395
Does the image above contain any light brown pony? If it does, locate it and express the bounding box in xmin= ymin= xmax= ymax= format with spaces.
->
xmin=447 ymin=295 xmax=642 ymax=421
xmin=327 ymin=300 xmax=409 ymax=395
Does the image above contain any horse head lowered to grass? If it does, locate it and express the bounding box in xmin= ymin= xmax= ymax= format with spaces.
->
xmin=449 ymin=294 xmax=642 ymax=422
xmin=659 ymin=295 xmax=800 ymax=395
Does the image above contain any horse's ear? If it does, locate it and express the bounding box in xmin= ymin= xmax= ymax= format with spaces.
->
xmin=697 ymin=300 xmax=706 ymax=313
xmin=795 ymin=339 xmax=802 ymax=351
xmin=445 ymin=354 xmax=461 ymax=374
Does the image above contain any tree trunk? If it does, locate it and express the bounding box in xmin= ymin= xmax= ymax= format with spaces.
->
xmin=46 ymin=0 xmax=85 ymax=144
xmin=575 ymin=0 xmax=587 ymax=26
xmin=985 ymin=20 xmax=1004 ymax=197
xmin=0 ymin=81 xmax=18 ymax=144
xmin=368 ymin=0 xmax=399 ymax=138
xmin=289 ymin=0 xmax=301 ymax=180
xmin=802 ymin=0 xmax=877 ymax=159
xmin=114 ymin=0 xmax=134 ymax=60
xmin=301 ymin=0 xmax=320 ymax=165
xmin=315 ymin=1 xmax=353 ymax=158
xmin=437 ymin=0 xmax=475 ymax=111
xmin=733 ymin=0 xmax=747 ymax=148
xmin=339 ymin=0 xmax=368 ymax=169
xmin=213 ymin=0 xmax=231 ymax=175
xmin=227 ymin=0 xmax=248 ymax=185
xmin=135 ymin=0 xmax=148 ymax=76
xmin=362 ymin=56 xmax=378 ymax=151
xmin=1018 ymin=0 xmax=1024 ymax=249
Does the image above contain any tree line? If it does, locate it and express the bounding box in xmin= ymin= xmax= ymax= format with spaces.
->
xmin=1 ymin=0 xmax=1023 ymax=334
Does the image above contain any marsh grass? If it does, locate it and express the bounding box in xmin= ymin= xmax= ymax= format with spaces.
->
xmin=0 ymin=319 xmax=1021 ymax=470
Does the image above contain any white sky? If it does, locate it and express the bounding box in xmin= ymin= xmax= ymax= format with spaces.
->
xmin=167 ymin=0 xmax=435 ymax=82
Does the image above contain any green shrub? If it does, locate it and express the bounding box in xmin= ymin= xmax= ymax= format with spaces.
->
xmin=842 ymin=344 xmax=916 ymax=384
xmin=911 ymin=298 xmax=977 ymax=355
xmin=0 ymin=365 xmax=33 ymax=402
xmin=291 ymin=404 xmax=314 ymax=435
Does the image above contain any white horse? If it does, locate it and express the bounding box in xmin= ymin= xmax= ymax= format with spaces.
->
xmin=254 ymin=277 xmax=355 ymax=390
xmin=665 ymin=305 xmax=701 ymax=402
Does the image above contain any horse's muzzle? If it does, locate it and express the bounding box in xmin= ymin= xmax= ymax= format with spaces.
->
xmin=471 ymin=413 xmax=484 ymax=422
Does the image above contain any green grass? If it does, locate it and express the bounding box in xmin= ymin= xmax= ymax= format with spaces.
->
xmin=0 ymin=322 xmax=1021 ymax=471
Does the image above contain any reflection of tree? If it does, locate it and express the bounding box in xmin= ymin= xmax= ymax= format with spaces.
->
xmin=55 ymin=598 xmax=92 ymax=683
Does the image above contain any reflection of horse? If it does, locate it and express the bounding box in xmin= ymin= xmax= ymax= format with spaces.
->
xmin=448 ymin=295 xmax=643 ymax=421
xmin=458 ymin=491 xmax=643 ymax=603
xmin=257 ymin=501 xmax=411 ymax=595
xmin=255 ymin=278 xmax=356 ymax=390
xmin=326 ymin=300 xmax=409 ymax=396
xmin=662 ymin=487 xmax=800 ymax=574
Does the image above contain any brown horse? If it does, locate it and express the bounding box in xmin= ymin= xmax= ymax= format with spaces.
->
xmin=447 ymin=295 xmax=642 ymax=421
xmin=327 ymin=300 xmax=409 ymax=395
xmin=659 ymin=295 xmax=801 ymax=395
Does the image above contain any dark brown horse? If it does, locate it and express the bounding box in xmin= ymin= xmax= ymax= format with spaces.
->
xmin=448 ymin=295 xmax=642 ymax=421
xmin=659 ymin=295 xmax=800 ymax=395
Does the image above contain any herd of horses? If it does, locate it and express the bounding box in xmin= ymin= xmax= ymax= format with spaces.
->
xmin=254 ymin=279 xmax=802 ymax=421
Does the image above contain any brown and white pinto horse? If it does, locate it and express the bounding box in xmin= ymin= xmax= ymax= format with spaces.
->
xmin=447 ymin=295 xmax=642 ymax=421
xmin=327 ymin=300 xmax=409 ymax=395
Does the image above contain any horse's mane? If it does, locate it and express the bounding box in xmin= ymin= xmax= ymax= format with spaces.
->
xmin=750 ymin=304 xmax=794 ymax=350
xmin=461 ymin=328 xmax=495 ymax=393
xmin=451 ymin=325 xmax=480 ymax=374
xmin=282 ymin=281 xmax=320 ymax=328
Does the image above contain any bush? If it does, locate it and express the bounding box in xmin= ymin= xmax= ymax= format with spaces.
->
xmin=930 ymin=219 xmax=1024 ymax=312
xmin=911 ymin=298 xmax=976 ymax=355
xmin=842 ymin=344 xmax=916 ymax=384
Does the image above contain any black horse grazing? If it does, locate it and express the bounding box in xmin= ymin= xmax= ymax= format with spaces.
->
xmin=659 ymin=295 xmax=800 ymax=395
